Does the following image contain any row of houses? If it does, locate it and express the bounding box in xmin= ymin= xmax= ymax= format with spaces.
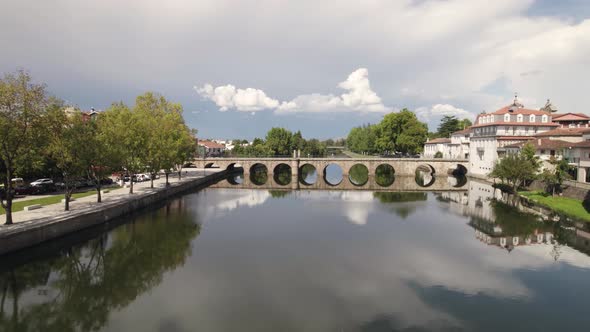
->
xmin=425 ymin=98 xmax=590 ymax=182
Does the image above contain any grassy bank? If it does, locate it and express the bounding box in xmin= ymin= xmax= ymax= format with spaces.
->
xmin=519 ymin=190 xmax=590 ymax=222
xmin=1 ymin=190 xmax=100 ymax=215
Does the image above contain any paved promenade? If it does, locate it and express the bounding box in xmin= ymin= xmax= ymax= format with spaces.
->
xmin=0 ymin=169 xmax=221 ymax=225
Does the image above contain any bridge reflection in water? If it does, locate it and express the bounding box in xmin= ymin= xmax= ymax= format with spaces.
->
xmin=211 ymin=166 xmax=468 ymax=192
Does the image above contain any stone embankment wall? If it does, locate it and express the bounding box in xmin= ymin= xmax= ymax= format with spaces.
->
xmin=0 ymin=170 xmax=228 ymax=256
xmin=529 ymin=180 xmax=590 ymax=201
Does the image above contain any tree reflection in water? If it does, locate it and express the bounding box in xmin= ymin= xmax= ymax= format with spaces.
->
xmin=349 ymin=164 xmax=369 ymax=186
xmin=373 ymin=192 xmax=428 ymax=219
xmin=0 ymin=200 xmax=199 ymax=332
xmin=273 ymin=164 xmax=291 ymax=186
xmin=375 ymin=164 xmax=395 ymax=187
xmin=250 ymin=164 xmax=268 ymax=185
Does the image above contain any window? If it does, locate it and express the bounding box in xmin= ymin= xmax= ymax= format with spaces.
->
xmin=529 ymin=114 xmax=535 ymax=122
xmin=504 ymin=114 xmax=510 ymax=122
xmin=542 ymin=115 xmax=548 ymax=123
xmin=517 ymin=114 xmax=523 ymax=122
xmin=550 ymin=150 xmax=556 ymax=156
xmin=540 ymin=149 xmax=545 ymax=154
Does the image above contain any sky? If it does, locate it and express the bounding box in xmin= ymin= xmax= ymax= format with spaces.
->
xmin=1 ymin=0 xmax=589 ymax=140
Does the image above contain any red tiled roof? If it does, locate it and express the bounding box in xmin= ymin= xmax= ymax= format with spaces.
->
xmin=570 ymin=141 xmax=590 ymax=148
xmin=490 ymin=105 xmax=550 ymax=116
xmin=504 ymin=139 xmax=575 ymax=150
xmin=451 ymin=128 xmax=472 ymax=135
xmin=495 ymin=136 xmax=535 ymax=141
xmin=425 ymin=138 xmax=451 ymax=144
xmin=534 ymin=127 xmax=586 ymax=137
xmin=471 ymin=122 xmax=558 ymax=128
xmin=199 ymin=140 xmax=225 ymax=149
xmin=552 ymin=113 xmax=590 ymax=120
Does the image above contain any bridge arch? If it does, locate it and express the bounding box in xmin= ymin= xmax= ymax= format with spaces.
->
xmin=415 ymin=165 xmax=435 ymax=187
xmin=273 ymin=163 xmax=292 ymax=186
xmin=349 ymin=164 xmax=369 ymax=186
xmin=324 ymin=163 xmax=343 ymax=186
xmin=205 ymin=162 xmax=219 ymax=168
xmin=451 ymin=163 xmax=468 ymax=176
xmin=375 ymin=164 xmax=395 ymax=187
xmin=299 ymin=163 xmax=318 ymax=185
xmin=249 ymin=163 xmax=268 ymax=186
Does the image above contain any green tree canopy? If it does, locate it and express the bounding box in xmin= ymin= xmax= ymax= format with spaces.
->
xmin=376 ymin=109 xmax=428 ymax=154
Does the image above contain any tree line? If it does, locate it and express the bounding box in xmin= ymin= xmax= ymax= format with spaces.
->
xmin=0 ymin=70 xmax=196 ymax=225
xmin=230 ymin=127 xmax=329 ymax=157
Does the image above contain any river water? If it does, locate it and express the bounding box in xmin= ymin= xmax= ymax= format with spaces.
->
xmin=1 ymin=172 xmax=590 ymax=332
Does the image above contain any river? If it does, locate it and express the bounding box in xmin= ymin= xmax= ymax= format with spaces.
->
xmin=1 ymin=170 xmax=590 ymax=331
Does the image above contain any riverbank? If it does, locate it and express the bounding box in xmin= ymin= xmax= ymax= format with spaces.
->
xmin=519 ymin=190 xmax=590 ymax=222
xmin=0 ymin=169 xmax=227 ymax=256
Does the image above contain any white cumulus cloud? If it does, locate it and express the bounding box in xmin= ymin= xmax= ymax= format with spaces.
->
xmin=195 ymin=68 xmax=390 ymax=114
xmin=195 ymin=84 xmax=280 ymax=112
xmin=415 ymin=104 xmax=474 ymax=123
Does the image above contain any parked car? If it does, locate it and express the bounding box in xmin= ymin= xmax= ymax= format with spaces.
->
xmin=30 ymin=178 xmax=54 ymax=187
xmin=32 ymin=182 xmax=56 ymax=194
xmin=100 ymin=178 xmax=114 ymax=185
xmin=14 ymin=185 xmax=34 ymax=195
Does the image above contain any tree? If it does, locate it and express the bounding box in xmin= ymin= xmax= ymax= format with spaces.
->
xmin=541 ymin=156 xmax=572 ymax=196
xmin=0 ymin=70 xmax=48 ymax=224
xmin=434 ymin=151 xmax=443 ymax=158
xmin=85 ymin=114 xmax=124 ymax=202
xmin=521 ymin=142 xmax=541 ymax=173
xmin=100 ymin=102 xmax=147 ymax=194
xmin=490 ymin=153 xmax=536 ymax=192
xmin=436 ymin=115 xmax=460 ymax=138
xmin=265 ymin=127 xmax=292 ymax=156
xmin=376 ymin=109 xmax=428 ymax=154
xmin=45 ymin=103 xmax=88 ymax=211
xmin=346 ymin=124 xmax=377 ymax=154
xmin=292 ymin=130 xmax=304 ymax=152
xmin=459 ymin=118 xmax=472 ymax=129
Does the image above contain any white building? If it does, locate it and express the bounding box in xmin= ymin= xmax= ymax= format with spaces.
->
xmin=469 ymin=99 xmax=558 ymax=176
xmin=424 ymin=138 xmax=451 ymax=158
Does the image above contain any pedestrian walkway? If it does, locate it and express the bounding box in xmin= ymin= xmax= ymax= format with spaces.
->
xmin=0 ymin=169 xmax=221 ymax=225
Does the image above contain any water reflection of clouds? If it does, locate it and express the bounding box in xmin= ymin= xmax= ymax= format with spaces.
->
xmin=103 ymin=188 xmax=590 ymax=331
xmin=191 ymin=189 xmax=270 ymax=219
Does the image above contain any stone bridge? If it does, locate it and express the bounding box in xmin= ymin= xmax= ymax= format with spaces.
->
xmin=193 ymin=157 xmax=469 ymax=177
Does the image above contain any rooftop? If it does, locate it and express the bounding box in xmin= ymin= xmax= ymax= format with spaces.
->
xmin=534 ymin=127 xmax=587 ymax=137
xmin=504 ymin=138 xmax=575 ymax=150
xmin=425 ymin=138 xmax=451 ymax=144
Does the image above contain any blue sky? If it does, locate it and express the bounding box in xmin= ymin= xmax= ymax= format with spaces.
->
xmin=1 ymin=0 xmax=589 ymax=140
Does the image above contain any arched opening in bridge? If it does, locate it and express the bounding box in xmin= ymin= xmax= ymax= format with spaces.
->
xmin=415 ymin=164 xmax=435 ymax=187
xmin=227 ymin=173 xmax=244 ymax=185
xmin=349 ymin=164 xmax=369 ymax=186
xmin=375 ymin=164 xmax=395 ymax=187
xmin=299 ymin=164 xmax=318 ymax=185
xmin=273 ymin=164 xmax=292 ymax=186
xmin=249 ymin=163 xmax=268 ymax=186
xmin=226 ymin=162 xmax=244 ymax=172
xmin=324 ymin=163 xmax=343 ymax=186
xmin=447 ymin=175 xmax=467 ymax=188
xmin=204 ymin=162 xmax=220 ymax=169
xmin=451 ymin=164 xmax=468 ymax=177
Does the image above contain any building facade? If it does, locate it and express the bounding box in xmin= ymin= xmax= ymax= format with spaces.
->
xmin=469 ymin=100 xmax=558 ymax=176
